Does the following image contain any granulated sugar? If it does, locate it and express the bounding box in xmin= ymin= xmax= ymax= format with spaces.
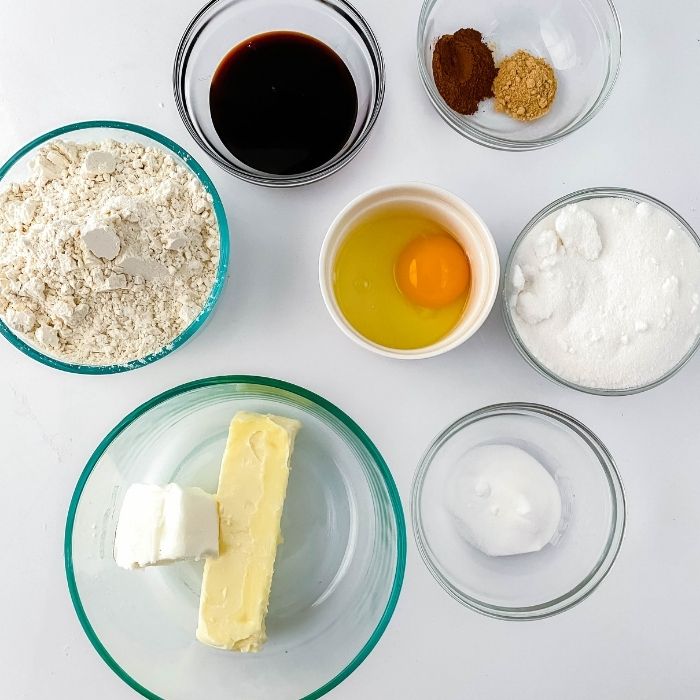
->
xmin=0 ymin=139 xmax=220 ymax=366
xmin=509 ymin=197 xmax=700 ymax=390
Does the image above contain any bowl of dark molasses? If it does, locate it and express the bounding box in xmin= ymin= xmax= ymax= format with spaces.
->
xmin=174 ymin=0 xmax=385 ymax=187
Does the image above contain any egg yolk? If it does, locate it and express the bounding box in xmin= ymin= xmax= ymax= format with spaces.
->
xmin=395 ymin=234 xmax=470 ymax=309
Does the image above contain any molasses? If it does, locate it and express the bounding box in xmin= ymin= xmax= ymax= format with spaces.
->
xmin=210 ymin=31 xmax=358 ymax=176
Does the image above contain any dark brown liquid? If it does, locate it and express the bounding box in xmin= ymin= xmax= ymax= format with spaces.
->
xmin=210 ymin=31 xmax=358 ymax=176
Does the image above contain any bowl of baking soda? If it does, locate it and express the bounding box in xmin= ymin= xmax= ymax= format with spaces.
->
xmin=411 ymin=403 xmax=625 ymax=620
xmin=504 ymin=188 xmax=700 ymax=395
xmin=0 ymin=121 xmax=229 ymax=373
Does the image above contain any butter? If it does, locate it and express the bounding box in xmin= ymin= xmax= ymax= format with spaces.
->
xmin=197 ymin=412 xmax=301 ymax=652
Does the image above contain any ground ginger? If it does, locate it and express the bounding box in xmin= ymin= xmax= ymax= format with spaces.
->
xmin=493 ymin=50 xmax=557 ymax=121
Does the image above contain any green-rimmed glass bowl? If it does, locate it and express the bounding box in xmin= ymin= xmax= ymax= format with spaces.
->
xmin=65 ymin=376 xmax=406 ymax=700
xmin=0 ymin=120 xmax=229 ymax=373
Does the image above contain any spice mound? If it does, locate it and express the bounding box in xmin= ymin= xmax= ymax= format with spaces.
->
xmin=432 ymin=28 xmax=496 ymax=115
xmin=0 ymin=139 xmax=220 ymax=366
xmin=493 ymin=50 xmax=557 ymax=121
xmin=509 ymin=197 xmax=700 ymax=390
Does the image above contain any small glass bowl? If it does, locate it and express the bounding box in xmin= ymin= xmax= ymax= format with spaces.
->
xmin=417 ymin=0 xmax=622 ymax=150
xmin=503 ymin=187 xmax=700 ymax=396
xmin=173 ymin=0 xmax=385 ymax=187
xmin=65 ymin=376 xmax=406 ymax=700
xmin=411 ymin=403 xmax=625 ymax=620
xmin=0 ymin=120 xmax=229 ymax=374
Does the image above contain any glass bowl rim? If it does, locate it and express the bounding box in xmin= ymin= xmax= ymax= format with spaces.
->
xmin=502 ymin=186 xmax=700 ymax=396
xmin=64 ymin=374 xmax=407 ymax=700
xmin=416 ymin=0 xmax=623 ymax=151
xmin=0 ymin=119 xmax=230 ymax=374
xmin=410 ymin=402 xmax=626 ymax=620
xmin=173 ymin=0 xmax=386 ymax=187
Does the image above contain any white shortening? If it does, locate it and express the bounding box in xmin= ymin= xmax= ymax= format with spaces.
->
xmin=114 ymin=483 xmax=219 ymax=570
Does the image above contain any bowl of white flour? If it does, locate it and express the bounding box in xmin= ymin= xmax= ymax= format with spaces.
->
xmin=0 ymin=121 xmax=229 ymax=372
xmin=504 ymin=188 xmax=700 ymax=395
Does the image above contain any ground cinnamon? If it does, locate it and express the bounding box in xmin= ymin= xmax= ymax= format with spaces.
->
xmin=432 ymin=28 xmax=496 ymax=115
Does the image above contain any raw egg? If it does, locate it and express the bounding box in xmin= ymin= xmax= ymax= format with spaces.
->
xmin=332 ymin=207 xmax=472 ymax=349
xmin=395 ymin=234 xmax=470 ymax=309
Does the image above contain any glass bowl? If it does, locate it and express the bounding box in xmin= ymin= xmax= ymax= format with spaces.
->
xmin=65 ymin=376 xmax=406 ymax=700
xmin=0 ymin=120 xmax=229 ymax=374
xmin=411 ymin=403 xmax=625 ymax=620
xmin=503 ymin=187 xmax=700 ymax=395
xmin=417 ymin=0 xmax=622 ymax=150
xmin=174 ymin=0 xmax=385 ymax=187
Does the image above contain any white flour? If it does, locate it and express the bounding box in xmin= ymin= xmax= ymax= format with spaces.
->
xmin=0 ymin=139 xmax=220 ymax=365
xmin=510 ymin=197 xmax=700 ymax=390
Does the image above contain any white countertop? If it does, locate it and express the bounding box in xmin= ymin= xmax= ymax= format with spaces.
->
xmin=1 ymin=0 xmax=699 ymax=697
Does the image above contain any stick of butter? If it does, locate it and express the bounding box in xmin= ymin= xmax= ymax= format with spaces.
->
xmin=197 ymin=411 xmax=301 ymax=652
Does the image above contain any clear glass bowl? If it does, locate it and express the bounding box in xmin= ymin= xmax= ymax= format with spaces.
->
xmin=417 ymin=0 xmax=622 ymax=150
xmin=503 ymin=187 xmax=700 ymax=395
xmin=65 ymin=376 xmax=406 ymax=700
xmin=411 ymin=403 xmax=625 ymax=620
xmin=173 ymin=0 xmax=385 ymax=187
xmin=0 ymin=120 xmax=229 ymax=374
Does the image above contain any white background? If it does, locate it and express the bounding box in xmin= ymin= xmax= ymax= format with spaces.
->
xmin=1 ymin=0 xmax=699 ymax=698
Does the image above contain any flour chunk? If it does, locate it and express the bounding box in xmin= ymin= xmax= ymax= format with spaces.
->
xmin=81 ymin=219 xmax=121 ymax=260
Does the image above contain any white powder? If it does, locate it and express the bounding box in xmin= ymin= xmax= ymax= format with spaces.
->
xmin=509 ymin=197 xmax=700 ymax=390
xmin=448 ymin=444 xmax=562 ymax=557
xmin=0 ymin=139 xmax=220 ymax=366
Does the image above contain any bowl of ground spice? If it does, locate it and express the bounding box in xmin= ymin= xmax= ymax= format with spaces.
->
xmin=418 ymin=0 xmax=621 ymax=150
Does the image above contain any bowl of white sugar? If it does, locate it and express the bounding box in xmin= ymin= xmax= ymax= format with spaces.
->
xmin=0 ymin=121 xmax=229 ymax=373
xmin=503 ymin=188 xmax=700 ymax=395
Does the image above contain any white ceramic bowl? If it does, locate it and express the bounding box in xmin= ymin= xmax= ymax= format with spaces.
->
xmin=319 ymin=183 xmax=500 ymax=359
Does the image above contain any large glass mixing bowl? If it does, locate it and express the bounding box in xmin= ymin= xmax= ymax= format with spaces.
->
xmin=65 ymin=376 xmax=405 ymax=699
